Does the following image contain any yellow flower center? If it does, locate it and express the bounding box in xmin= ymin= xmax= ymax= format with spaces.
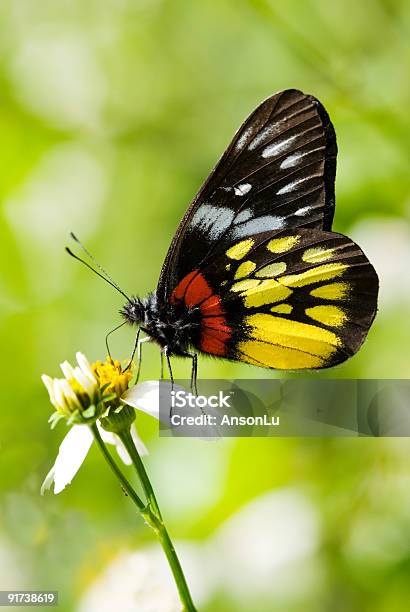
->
xmin=92 ymin=357 xmax=132 ymax=399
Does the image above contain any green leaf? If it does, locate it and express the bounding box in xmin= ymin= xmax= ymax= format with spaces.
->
xmin=48 ymin=412 xmax=64 ymax=430
xmin=82 ymin=404 xmax=96 ymax=419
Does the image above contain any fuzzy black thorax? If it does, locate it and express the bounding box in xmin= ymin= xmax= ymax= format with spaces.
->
xmin=121 ymin=293 xmax=201 ymax=356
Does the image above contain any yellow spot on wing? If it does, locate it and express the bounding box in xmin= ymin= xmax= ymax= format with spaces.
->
xmin=239 ymin=340 xmax=325 ymax=369
xmin=231 ymin=279 xmax=260 ymax=292
xmin=310 ymin=282 xmax=349 ymax=300
xmin=225 ymin=264 xmax=231 ymax=271
xmin=245 ymin=313 xmax=340 ymax=359
xmin=305 ymin=305 xmax=347 ymax=327
xmin=235 ymin=260 xmax=256 ymax=279
xmin=267 ymin=235 xmax=300 ymax=253
xmin=255 ymin=262 xmax=287 ymax=277
xmin=226 ymin=239 xmax=254 ymax=260
xmin=243 ymin=279 xmax=292 ymax=308
xmin=302 ymin=247 xmax=335 ymax=263
xmin=271 ymin=303 xmax=293 ymax=314
xmin=280 ymin=263 xmax=348 ymax=287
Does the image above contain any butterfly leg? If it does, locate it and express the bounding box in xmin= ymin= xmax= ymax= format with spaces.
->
xmin=124 ymin=330 xmax=150 ymax=382
xmin=160 ymin=350 xmax=164 ymax=380
xmin=105 ymin=321 xmax=127 ymax=360
xmin=164 ymin=346 xmax=174 ymax=390
xmin=189 ymin=352 xmax=198 ymax=396
xmin=177 ymin=351 xmax=198 ymax=395
xmin=123 ymin=328 xmax=141 ymax=372
xmin=135 ymin=336 xmax=151 ymax=383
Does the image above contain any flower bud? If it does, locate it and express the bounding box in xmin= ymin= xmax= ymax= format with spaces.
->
xmin=100 ymin=405 xmax=136 ymax=434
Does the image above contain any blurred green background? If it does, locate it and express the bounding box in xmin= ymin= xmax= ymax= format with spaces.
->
xmin=1 ymin=0 xmax=410 ymax=610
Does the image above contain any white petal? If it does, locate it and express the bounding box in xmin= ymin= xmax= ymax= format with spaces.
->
xmin=60 ymin=360 xmax=75 ymax=380
xmin=41 ymin=375 xmax=56 ymax=403
xmin=73 ymin=366 xmax=96 ymax=396
xmin=53 ymin=379 xmax=69 ymax=411
xmin=98 ymin=425 xmax=115 ymax=445
xmin=76 ymin=352 xmax=97 ymax=383
xmin=113 ymin=440 xmax=132 ymax=465
xmin=98 ymin=425 xmax=132 ymax=466
xmin=97 ymin=422 xmax=148 ymax=463
xmin=121 ymin=381 xmax=160 ymax=418
xmin=40 ymin=465 xmax=56 ymax=495
xmin=53 ymin=425 xmax=94 ymax=494
xmin=60 ymin=379 xmax=81 ymax=409
xmin=122 ymin=381 xmax=189 ymax=426
xmin=131 ymin=423 xmax=148 ymax=457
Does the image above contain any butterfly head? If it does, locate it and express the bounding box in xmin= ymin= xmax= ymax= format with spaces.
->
xmin=120 ymin=297 xmax=146 ymax=326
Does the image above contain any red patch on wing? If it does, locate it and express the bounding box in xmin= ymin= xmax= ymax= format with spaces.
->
xmin=170 ymin=270 xmax=232 ymax=356
xmin=170 ymin=270 xmax=197 ymax=303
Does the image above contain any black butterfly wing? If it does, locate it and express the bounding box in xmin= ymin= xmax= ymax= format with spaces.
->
xmin=169 ymin=229 xmax=378 ymax=369
xmin=157 ymin=89 xmax=337 ymax=303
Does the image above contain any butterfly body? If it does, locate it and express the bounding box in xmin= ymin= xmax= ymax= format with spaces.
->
xmin=120 ymin=89 xmax=378 ymax=376
xmin=121 ymin=292 xmax=201 ymax=356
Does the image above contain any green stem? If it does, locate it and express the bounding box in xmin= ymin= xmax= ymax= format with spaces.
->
xmin=120 ymin=429 xmax=162 ymax=518
xmin=90 ymin=424 xmax=146 ymax=513
xmin=119 ymin=428 xmax=197 ymax=612
xmin=92 ymin=423 xmax=197 ymax=612
xmin=157 ymin=523 xmax=196 ymax=612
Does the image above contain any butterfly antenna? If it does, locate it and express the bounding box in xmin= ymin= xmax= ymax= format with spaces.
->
xmin=70 ymin=232 xmax=126 ymax=292
xmin=66 ymin=241 xmax=131 ymax=302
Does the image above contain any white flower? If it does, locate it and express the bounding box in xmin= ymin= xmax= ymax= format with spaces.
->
xmin=41 ymin=419 xmax=149 ymax=495
xmin=42 ymin=375 xmax=220 ymax=494
xmin=41 ymin=352 xmax=161 ymax=495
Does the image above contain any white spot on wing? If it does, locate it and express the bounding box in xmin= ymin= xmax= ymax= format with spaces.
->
xmin=234 ymin=183 xmax=252 ymax=196
xmin=294 ymin=205 xmax=312 ymax=216
xmin=261 ymin=135 xmax=297 ymax=159
xmin=280 ymin=146 xmax=325 ymax=169
xmin=190 ymin=204 xmax=235 ymax=239
xmin=248 ymin=125 xmax=276 ymax=151
xmin=234 ymin=209 xmax=253 ymax=224
xmin=248 ymin=115 xmax=293 ymax=151
xmin=280 ymin=152 xmax=303 ymax=169
xmin=276 ymin=176 xmax=311 ymax=195
xmin=235 ymin=126 xmax=253 ymax=151
xmin=231 ymin=215 xmax=285 ymax=238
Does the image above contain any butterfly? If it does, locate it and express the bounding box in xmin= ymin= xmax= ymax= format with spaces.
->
xmin=71 ymin=89 xmax=378 ymax=388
